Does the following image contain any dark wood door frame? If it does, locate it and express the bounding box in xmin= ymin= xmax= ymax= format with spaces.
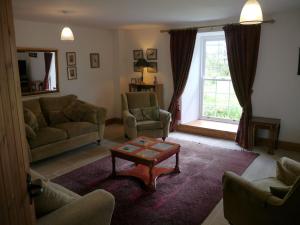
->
xmin=0 ymin=0 xmax=36 ymax=224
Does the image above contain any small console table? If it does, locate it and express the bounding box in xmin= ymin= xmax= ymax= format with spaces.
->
xmin=251 ymin=116 xmax=281 ymax=154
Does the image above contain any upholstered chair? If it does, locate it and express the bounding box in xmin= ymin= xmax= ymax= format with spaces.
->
xmin=121 ymin=92 xmax=171 ymax=140
xmin=223 ymin=157 xmax=300 ymax=225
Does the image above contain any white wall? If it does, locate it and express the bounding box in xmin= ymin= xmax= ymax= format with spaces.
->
xmin=14 ymin=19 xmax=116 ymax=118
xmin=253 ymin=10 xmax=300 ymax=143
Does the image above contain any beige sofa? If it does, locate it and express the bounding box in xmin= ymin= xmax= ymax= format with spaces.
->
xmin=31 ymin=170 xmax=115 ymax=225
xmin=23 ymin=95 xmax=107 ymax=162
xmin=121 ymin=92 xmax=171 ymax=140
xmin=223 ymin=157 xmax=300 ymax=225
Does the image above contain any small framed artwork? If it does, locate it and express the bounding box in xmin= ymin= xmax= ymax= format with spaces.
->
xmin=66 ymin=52 xmax=76 ymax=66
xmin=133 ymin=62 xmax=142 ymax=72
xmin=147 ymin=62 xmax=158 ymax=73
xmin=131 ymin=78 xmax=137 ymax=84
xmin=67 ymin=67 xmax=77 ymax=80
xmin=146 ymin=48 xmax=157 ymax=60
xmin=133 ymin=50 xmax=143 ymax=60
xmin=90 ymin=53 xmax=100 ymax=68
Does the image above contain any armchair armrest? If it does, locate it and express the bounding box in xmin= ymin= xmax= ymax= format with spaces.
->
xmin=123 ymin=110 xmax=137 ymax=128
xmin=223 ymin=171 xmax=274 ymax=204
xmin=159 ymin=109 xmax=171 ymax=125
xmin=37 ymin=190 xmax=115 ymax=225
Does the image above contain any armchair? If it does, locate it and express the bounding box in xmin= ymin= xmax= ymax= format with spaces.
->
xmin=121 ymin=92 xmax=171 ymax=140
xmin=222 ymin=157 xmax=300 ymax=225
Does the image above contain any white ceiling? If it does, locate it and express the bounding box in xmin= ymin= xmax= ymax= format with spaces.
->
xmin=12 ymin=0 xmax=300 ymax=29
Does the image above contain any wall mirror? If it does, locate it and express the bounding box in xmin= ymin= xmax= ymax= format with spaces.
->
xmin=17 ymin=48 xmax=59 ymax=96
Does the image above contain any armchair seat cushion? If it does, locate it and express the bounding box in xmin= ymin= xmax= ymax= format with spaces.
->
xmin=29 ymin=127 xmax=68 ymax=148
xmin=252 ymin=177 xmax=287 ymax=192
xmin=137 ymin=120 xmax=162 ymax=131
xmin=53 ymin=122 xmax=97 ymax=138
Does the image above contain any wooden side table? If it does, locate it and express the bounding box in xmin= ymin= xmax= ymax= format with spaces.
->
xmin=251 ymin=116 xmax=280 ymax=154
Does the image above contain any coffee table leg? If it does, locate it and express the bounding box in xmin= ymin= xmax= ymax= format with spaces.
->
xmin=111 ymin=155 xmax=116 ymax=177
xmin=174 ymin=152 xmax=180 ymax=173
xmin=148 ymin=165 xmax=156 ymax=191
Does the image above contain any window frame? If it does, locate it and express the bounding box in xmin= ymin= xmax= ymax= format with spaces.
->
xmin=199 ymin=32 xmax=240 ymax=124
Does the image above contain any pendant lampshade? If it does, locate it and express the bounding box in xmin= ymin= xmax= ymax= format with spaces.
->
xmin=240 ymin=0 xmax=263 ymax=25
xmin=61 ymin=26 xmax=74 ymax=41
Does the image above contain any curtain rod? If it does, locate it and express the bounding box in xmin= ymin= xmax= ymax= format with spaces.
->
xmin=160 ymin=19 xmax=275 ymax=33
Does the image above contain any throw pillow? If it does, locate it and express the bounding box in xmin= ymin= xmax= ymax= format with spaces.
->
xmin=48 ymin=111 xmax=69 ymax=125
xmin=276 ymin=161 xmax=298 ymax=185
xmin=25 ymin=124 xmax=37 ymax=139
xmin=129 ymin=108 xmax=144 ymax=121
xmin=34 ymin=181 xmax=74 ymax=218
xmin=270 ymin=186 xmax=291 ymax=199
xmin=141 ymin=106 xmax=160 ymax=121
xmin=24 ymin=108 xmax=39 ymax=132
xmin=63 ymin=100 xmax=86 ymax=122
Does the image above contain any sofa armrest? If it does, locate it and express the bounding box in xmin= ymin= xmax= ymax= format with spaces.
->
xmin=37 ymin=190 xmax=115 ymax=225
xmin=123 ymin=110 xmax=136 ymax=128
xmin=79 ymin=101 xmax=107 ymax=125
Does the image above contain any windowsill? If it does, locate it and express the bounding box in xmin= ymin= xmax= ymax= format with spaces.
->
xmin=177 ymin=120 xmax=238 ymax=140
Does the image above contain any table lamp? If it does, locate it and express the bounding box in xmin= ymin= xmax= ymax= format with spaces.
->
xmin=135 ymin=58 xmax=150 ymax=83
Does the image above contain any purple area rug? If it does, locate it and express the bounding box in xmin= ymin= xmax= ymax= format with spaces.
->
xmin=53 ymin=138 xmax=258 ymax=225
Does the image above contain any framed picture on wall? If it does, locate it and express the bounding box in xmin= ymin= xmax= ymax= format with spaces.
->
xmin=90 ymin=53 xmax=100 ymax=68
xmin=66 ymin=52 xmax=76 ymax=66
xmin=147 ymin=62 xmax=158 ymax=73
xmin=146 ymin=48 xmax=157 ymax=60
xmin=67 ymin=67 xmax=77 ymax=80
xmin=133 ymin=62 xmax=142 ymax=72
xmin=133 ymin=50 xmax=143 ymax=60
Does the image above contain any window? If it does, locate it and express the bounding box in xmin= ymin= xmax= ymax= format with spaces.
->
xmin=199 ymin=32 xmax=241 ymax=123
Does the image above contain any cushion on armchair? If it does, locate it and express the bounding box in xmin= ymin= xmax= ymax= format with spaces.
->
xmin=130 ymin=106 xmax=160 ymax=121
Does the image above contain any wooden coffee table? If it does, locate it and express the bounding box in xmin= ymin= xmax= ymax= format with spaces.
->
xmin=110 ymin=136 xmax=180 ymax=191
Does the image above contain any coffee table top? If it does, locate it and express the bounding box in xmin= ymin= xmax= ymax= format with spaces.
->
xmin=110 ymin=136 xmax=180 ymax=163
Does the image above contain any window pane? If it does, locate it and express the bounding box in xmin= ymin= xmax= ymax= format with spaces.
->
xmin=216 ymin=80 xmax=229 ymax=94
xmin=203 ymin=105 xmax=216 ymax=118
xmin=203 ymin=80 xmax=216 ymax=93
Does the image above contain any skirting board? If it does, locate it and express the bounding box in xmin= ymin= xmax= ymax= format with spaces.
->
xmin=105 ymin=118 xmax=122 ymax=125
xmin=255 ymin=138 xmax=300 ymax=152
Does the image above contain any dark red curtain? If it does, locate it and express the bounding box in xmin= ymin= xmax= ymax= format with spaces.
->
xmin=43 ymin=52 xmax=53 ymax=90
xmin=223 ymin=24 xmax=261 ymax=149
xmin=168 ymin=29 xmax=197 ymax=131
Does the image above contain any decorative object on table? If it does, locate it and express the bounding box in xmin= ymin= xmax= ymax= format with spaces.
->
xmin=250 ymin=116 xmax=280 ymax=154
xmin=240 ymin=0 xmax=263 ymax=25
xmin=66 ymin=52 xmax=76 ymax=66
xmin=146 ymin=48 xmax=157 ymax=60
xmin=54 ymin=137 xmax=258 ymax=225
xmin=67 ymin=67 xmax=77 ymax=80
xmin=147 ymin=62 xmax=158 ymax=73
xmin=133 ymin=49 xmax=143 ymax=60
xmin=134 ymin=58 xmax=150 ymax=83
xmin=298 ymin=48 xmax=300 ymax=75
xmin=130 ymin=78 xmax=137 ymax=84
xmin=90 ymin=53 xmax=100 ymax=68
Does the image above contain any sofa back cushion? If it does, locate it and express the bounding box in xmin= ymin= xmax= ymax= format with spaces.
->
xmin=23 ymin=99 xmax=47 ymax=127
xmin=40 ymin=95 xmax=77 ymax=123
xmin=126 ymin=92 xmax=158 ymax=109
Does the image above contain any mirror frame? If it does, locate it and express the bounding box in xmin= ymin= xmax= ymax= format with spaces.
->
xmin=17 ymin=47 xmax=60 ymax=96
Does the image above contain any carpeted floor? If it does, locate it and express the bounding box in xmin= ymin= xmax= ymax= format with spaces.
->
xmin=53 ymin=138 xmax=258 ymax=225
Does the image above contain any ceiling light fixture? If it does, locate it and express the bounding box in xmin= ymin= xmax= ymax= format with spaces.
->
xmin=240 ymin=0 xmax=263 ymax=25
xmin=60 ymin=10 xmax=74 ymax=41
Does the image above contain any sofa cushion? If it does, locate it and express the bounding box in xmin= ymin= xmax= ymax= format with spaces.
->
xmin=23 ymin=99 xmax=47 ymax=127
xmin=40 ymin=95 xmax=77 ymax=123
xmin=24 ymin=108 xmax=39 ymax=131
xmin=252 ymin=177 xmax=287 ymax=192
xmin=270 ymin=186 xmax=292 ymax=199
xmin=29 ymin=127 xmax=68 ymax=149
xmin=137 ymin=120 xmax=162 ymax=131
xmin=129 ymin=108 xmax=144 ymax=121
xmin=53 ymin=122 xmax=98 ymax=138
xmin=48 ymin=111 xmax=70 ymax=125
xmin=34 ymin=180 xmax=75 ymax=218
